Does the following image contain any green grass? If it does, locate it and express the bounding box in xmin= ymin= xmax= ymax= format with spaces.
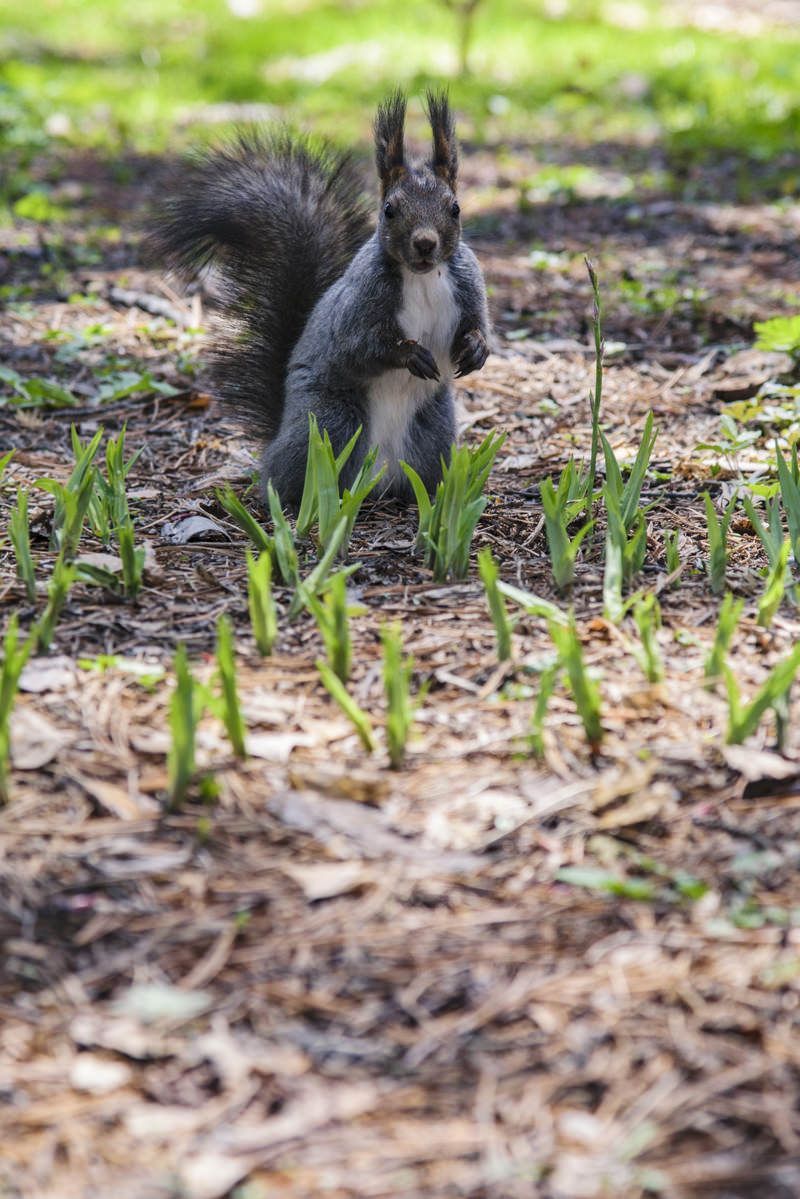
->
xmin=1 ymin=0 xmax=799 ymax=210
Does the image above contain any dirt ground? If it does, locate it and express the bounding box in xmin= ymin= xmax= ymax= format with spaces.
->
xmin=2 ymin=125 xmax=800 ymax=1199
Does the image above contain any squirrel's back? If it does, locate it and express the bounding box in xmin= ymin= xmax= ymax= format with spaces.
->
xmin=147 ymin=132 xmax=372 ymax=439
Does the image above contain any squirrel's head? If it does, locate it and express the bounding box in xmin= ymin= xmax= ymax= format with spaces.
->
xmin=374 ymin=89 xmax=461 ymax=275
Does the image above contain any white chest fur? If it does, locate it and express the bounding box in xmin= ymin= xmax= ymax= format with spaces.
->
xmin=367 ymin=267 xmax=459 ymax=482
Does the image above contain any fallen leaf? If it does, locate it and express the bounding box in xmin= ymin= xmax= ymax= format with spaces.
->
xmin=280 ymin=860 xmax=372 ymax=901
xmin=245 ymin=730 xmax=316 ymax=762
xmin=722 ymin=745 xmax=800 ymax=782
xmin=18 ymin=655 xmax=77 ymax=693
xmin=10 ymin=707 xmax=75 ymax=768
xmin=75 ymin=774 xmax=159 ymax=819
xmin=161 ymin=515 xmax=230 ymax=544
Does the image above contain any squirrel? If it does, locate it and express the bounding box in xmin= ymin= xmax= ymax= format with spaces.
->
xmin=149 ymin=90 xmax=490 ymax=508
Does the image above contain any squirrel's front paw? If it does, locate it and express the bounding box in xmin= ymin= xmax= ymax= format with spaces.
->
xmin=401 ymin=339 xmax=440 ymax=381
xmin=453 ymin=329 xmax=489 ymax=378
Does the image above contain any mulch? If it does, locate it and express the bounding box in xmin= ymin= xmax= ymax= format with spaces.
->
xmin=2 ymin=137 xmax=800 ymax=1198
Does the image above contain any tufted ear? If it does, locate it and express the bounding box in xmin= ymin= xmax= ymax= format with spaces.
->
xmin=374 ymin=90 xmax=408 ymax=196
xmin=425 ymin=89 xmax=458 ymax=191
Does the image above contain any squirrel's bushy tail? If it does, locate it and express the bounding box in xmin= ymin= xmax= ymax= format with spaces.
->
xmin=147 ymin=132 xmax=372 ymax=439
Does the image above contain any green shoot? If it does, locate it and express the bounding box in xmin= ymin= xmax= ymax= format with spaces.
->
xmin=381 ymin=622 xmax=418 ymax=769
xmin=477 ymin=546 xmax=514 ymax=661
xmin=600 ymin=410 xmax=658 ymax=532
xmin=742 ymin=492 xmax=785 ymax=571
xmin=217 ymin=485 xmax=274 ymax=554
xmin=216 ymin=613 xmax=247 ymax=758
xmin=631 ymin=593 xmax=664 ymax=683
xmin=704 ymin=592 xmax=744 ymax=687
xmin=0 ymin=615 xmax=33 ymax=803
xmin=9 ymin=488 xmax=36 ymax=601
xmin=117 ymin=518 xmax=145 ymax=598
xmin=167 ymin=643 xmax=201 ymax=808
xmin=73 ymin=424 xmax=140 ymax=545
xmin=554 ymin=457 xmax=593 ymax=523
xmin=703 ymin=490 xmax=738 ymax=594
xmin=529 ymin=661 xmax=558 ymax=758
xmin=548 ymin=612 xmax=603 ymax=747
xmin=757 ymin=537 xmax=791 ymax=628
xmin=103 ymin=426 xmax=141 ymax=526
xmin=303 ymin=569 xmax=363 ymax=683
xmin=75 ymin=427 xmax=145 ymax=596
xmin=402 ymin=431 xmax=505 ymax=581
xmin=33 ymin=558 xmax=77 ymax=652
xmin=775 ymin=443 xmax=800 ymax=560
xmin=266 ymin=483 xmax=300 ymax=587
xmin=602 ymin=484 xmax=646 ymax=623
xmin=36 ymin=468 xmax=97 ymax=564
xmin=288 ymin=516 xmax=359 ymax=620
xmin=664 ymin=529 xmax=681 ymax=585
xmin=316 ymin=657 xmax=375 ymax=752
xmin=295 ymin=414 xmax=385 ymax=549
xmin=724 ymin=642 xmax=800 ymax=747
xmin=246 ymin=548 xmax=278 ymax=656
xmin=0 ymin=448 xmax=15 ymax=480
xmin=540 ymin=474 xmax=594 ymax=591
xmin=584 ymin=256 xmax=604 ymax=520
xmin=44 ymin=426 xmax=103 ymax=551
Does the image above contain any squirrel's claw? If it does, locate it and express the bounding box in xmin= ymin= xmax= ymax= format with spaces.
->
xmin=453 ymin=329 xmax=489 ymax=378
xmin=404 ymin=341 xmax=440 ymax=381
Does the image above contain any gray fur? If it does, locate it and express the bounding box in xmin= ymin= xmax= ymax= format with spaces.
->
xmin=149 ymin=92 xmax=490 ymax=510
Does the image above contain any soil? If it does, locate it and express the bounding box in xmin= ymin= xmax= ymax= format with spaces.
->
xmin=1 ymin=129 xmax=800 ymax=1199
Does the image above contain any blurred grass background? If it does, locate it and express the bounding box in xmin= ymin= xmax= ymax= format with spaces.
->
xmin=0 ymin=0 xmax=799 ymax=220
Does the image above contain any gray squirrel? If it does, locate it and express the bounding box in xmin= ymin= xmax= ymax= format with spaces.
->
xmin=150 ymin=90 xmax=490 ymax=507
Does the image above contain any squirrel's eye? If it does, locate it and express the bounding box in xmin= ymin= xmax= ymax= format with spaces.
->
xmin=451 ymin=201 xmax=460 ymax=218
xmin=384 ymin=201 xmax=394 ymax=218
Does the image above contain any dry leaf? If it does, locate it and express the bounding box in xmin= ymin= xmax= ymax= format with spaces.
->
xmin=10 ymin=707 xmax=75 ymax=768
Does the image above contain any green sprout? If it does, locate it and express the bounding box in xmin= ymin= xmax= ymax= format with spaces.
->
xmin=295 ymin=414 xmax=385 ymax=550
xmin=757 ymin=537 xmax=791 ymax=628
xmin=9 ymin=487 xmax=36 ymax=601
xmin=303 ymin=569 xmax=364 ymax=683
xmin=703 ymin=489 xmax=738 ymax=595
xmin=548 ymin=612 xmax=604 ymax=748
xmin=540 ymin=473 xmax=594 ymax=591
xmin=704 ymin=592 xmax=744 ymax=688
xmin=631 ymin=593 xmax=664 ymax=684
xmin=247 ymin=548 xmax=278 ymax=656
xmin=316 ymin=658 xmax=375 ymax=752
xmin=477 ymin=546 xmax=514 ymax=661
xmin=602 ymin=484 xmax=646 ymax=624
xmin=167 ymin=642 xmax=202 ymax=808
xmin=725 ymin=643 xmax=800 ymax=749
xmin=381 ymin=622 xmax=419 ymax=769
xmin=529 ymin=661 xmax=558 ymax=759
xmin=664 ymin=529 xmax=681 ymax=585
xmin=217 ymin=485 xmax=274 ymax=554
xmin=33 ymin=558 xmax=77 ymax=652
xmin=216 ymin=613 xmax=247 ymax=759
xmin=402 ymin=431 xmax=505 ymax=581
xmin=0 ymin=616 xmax=33 ymax=803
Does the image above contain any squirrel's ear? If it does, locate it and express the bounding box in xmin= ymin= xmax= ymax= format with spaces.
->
xmin=374 ymin=91 xmax=407 ymax=195
xmin=425 ymin=89 xmax=458 ymax=191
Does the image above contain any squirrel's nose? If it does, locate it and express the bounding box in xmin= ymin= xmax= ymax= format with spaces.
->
xmin=412 ymin=232 xmax=438 ymax=258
